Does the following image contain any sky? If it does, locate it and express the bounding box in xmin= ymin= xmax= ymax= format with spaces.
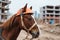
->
xmin=9 ymin=0 xmax=60 ymax=15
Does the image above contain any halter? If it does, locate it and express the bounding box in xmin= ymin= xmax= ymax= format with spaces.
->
xmin=20 ymin=13 xmax=37 ymax=31
xmin=20 ymin=13 xmax=37 ymax=39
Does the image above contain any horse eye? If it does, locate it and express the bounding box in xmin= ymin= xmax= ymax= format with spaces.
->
xmin=28 ymin=18 xmax=32 ymax=20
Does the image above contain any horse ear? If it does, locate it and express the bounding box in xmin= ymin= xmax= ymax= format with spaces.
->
xmin=30 ymin=6 xmax=32 ymax=10
xmin=23 ymin=3 xmax=27 ymax=12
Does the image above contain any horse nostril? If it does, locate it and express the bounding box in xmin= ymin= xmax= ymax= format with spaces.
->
xmin=36 ymin=32 xmax=39 ymax=37
xmin=31 ymin=31 xmax=39 ymax=38
xmin=37 ymin=32 xmax=39 ymax=35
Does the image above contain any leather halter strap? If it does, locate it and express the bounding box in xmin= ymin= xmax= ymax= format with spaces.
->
xmin=21 ymin=14 xmax=37 ymax=31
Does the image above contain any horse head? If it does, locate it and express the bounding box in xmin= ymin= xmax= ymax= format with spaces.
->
xmin=16 ymin=4 xmax=40 ymax=38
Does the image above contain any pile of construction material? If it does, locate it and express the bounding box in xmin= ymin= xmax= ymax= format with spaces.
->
xmin=39 ymin=24 xmax=60 ymax=40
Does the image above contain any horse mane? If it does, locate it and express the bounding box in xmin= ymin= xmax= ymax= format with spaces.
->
xmin=2 ymin=14 xmax=16 ymax=28
xmin=1 ymin=8 xmax=22 ymax=28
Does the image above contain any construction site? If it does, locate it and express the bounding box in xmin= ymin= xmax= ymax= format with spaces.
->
xmin=0 ymin=0 xmax=60 ymax=40
xmin=27 ymin=5 xmax=60 ymax=40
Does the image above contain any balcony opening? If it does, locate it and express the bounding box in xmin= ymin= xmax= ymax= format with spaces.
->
xmin=47 ymin=6 xmax=54 ymax=9
xmin=47 ymin=14 xmax=49 ymax=17
xmin=50 ymin=15 xmax=54 ymax=17
xmin=2 ymin=9 xmax=4 ymax=13
xmin=55 ymin=11 xmax=60 ymax=13
xmin=55 ymin=6 xmax=60 ymax=9
xmin=43 ymin=15 xmax=45 ymax=17
xmin=1 ymin=15 xmax=7 ymax=19
xmin=43 ymin=11 xmax=45 ymax=13
xmin=47 ymin=10 xmax=54 ymax=13
xmin=55 ymin=15 xmax=59 ymax=17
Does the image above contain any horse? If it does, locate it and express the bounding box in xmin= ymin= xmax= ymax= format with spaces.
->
xmin=0 ymin=4 xmax=40 ymax=40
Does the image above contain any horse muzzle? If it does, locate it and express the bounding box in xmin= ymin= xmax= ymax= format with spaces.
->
xmin=30 ymin=31 xmax=39 ymax=38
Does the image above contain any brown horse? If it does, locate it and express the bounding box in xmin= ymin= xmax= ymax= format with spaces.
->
xmin=0 ymin=4 xmax=39 ymax=40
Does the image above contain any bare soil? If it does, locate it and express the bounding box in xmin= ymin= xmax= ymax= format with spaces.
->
xmin=17 ymin=24 xmax=60 ymax=40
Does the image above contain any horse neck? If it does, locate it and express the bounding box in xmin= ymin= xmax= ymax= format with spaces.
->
xmin=2 ymin=15 xmax=22 ymax=40
xmin=2 ymin=26 xmax=21 ymax=40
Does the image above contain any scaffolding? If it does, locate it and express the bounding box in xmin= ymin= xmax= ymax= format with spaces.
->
xmin=0 ymin=0 xmax=11 ymax=22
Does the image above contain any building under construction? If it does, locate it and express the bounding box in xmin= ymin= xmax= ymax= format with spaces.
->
xmin=0 ymin=0 xmax=11 ymax=22
xmin=40 ymin=5 xmax=60 ymax=24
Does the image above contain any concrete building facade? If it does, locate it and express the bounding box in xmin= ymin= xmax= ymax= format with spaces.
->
xmin=0 ymin=0 xmax=11 ymax=22
xmin=40 ymin=5 xmax=60 ymax=24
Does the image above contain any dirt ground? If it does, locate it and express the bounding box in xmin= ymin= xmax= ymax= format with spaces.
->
xmin=1 ymin=23 xmax=60 ymax=40
xmin=17 ymin=24 xmax=60 ymax=40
